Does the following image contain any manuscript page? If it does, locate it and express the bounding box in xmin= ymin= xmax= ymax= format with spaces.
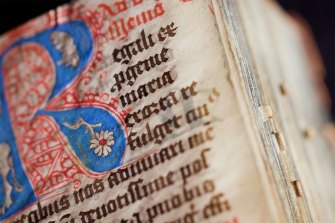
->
xmin=0 ymin=0 xmax=303 ymax=223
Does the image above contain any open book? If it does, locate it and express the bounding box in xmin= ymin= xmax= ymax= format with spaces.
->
xmin=0 ymin=0 xmax=334 ymax=222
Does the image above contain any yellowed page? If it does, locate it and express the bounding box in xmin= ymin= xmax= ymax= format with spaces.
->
xmin=0 ymin=1 xmax=274 ymax=222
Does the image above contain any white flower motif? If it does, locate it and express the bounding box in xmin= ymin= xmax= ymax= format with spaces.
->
xmin=90 ymin=130 xmax=114 ymax=157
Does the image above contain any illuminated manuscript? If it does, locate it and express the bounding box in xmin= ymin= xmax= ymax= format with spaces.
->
xmin=0 ymin=0 xmax=334 ymax=222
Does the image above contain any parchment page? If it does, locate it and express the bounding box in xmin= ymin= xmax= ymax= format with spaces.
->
xmin=224 ymin=0 xmax=335 ymax=222
xmin=264 ymin=2 xmax=335 ymax=222
xmin=0 ymin=1 xmax=271 ymax=222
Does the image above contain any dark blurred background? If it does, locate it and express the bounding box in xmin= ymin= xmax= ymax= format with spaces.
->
xmin=0 ymin=0 xmax=334 ymax=117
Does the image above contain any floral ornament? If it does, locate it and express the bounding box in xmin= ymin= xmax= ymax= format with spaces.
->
xmin=63 ymin=118 xmax=115 ymax=157
xmin=89 ymin=130 xmax=114 ymax=157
